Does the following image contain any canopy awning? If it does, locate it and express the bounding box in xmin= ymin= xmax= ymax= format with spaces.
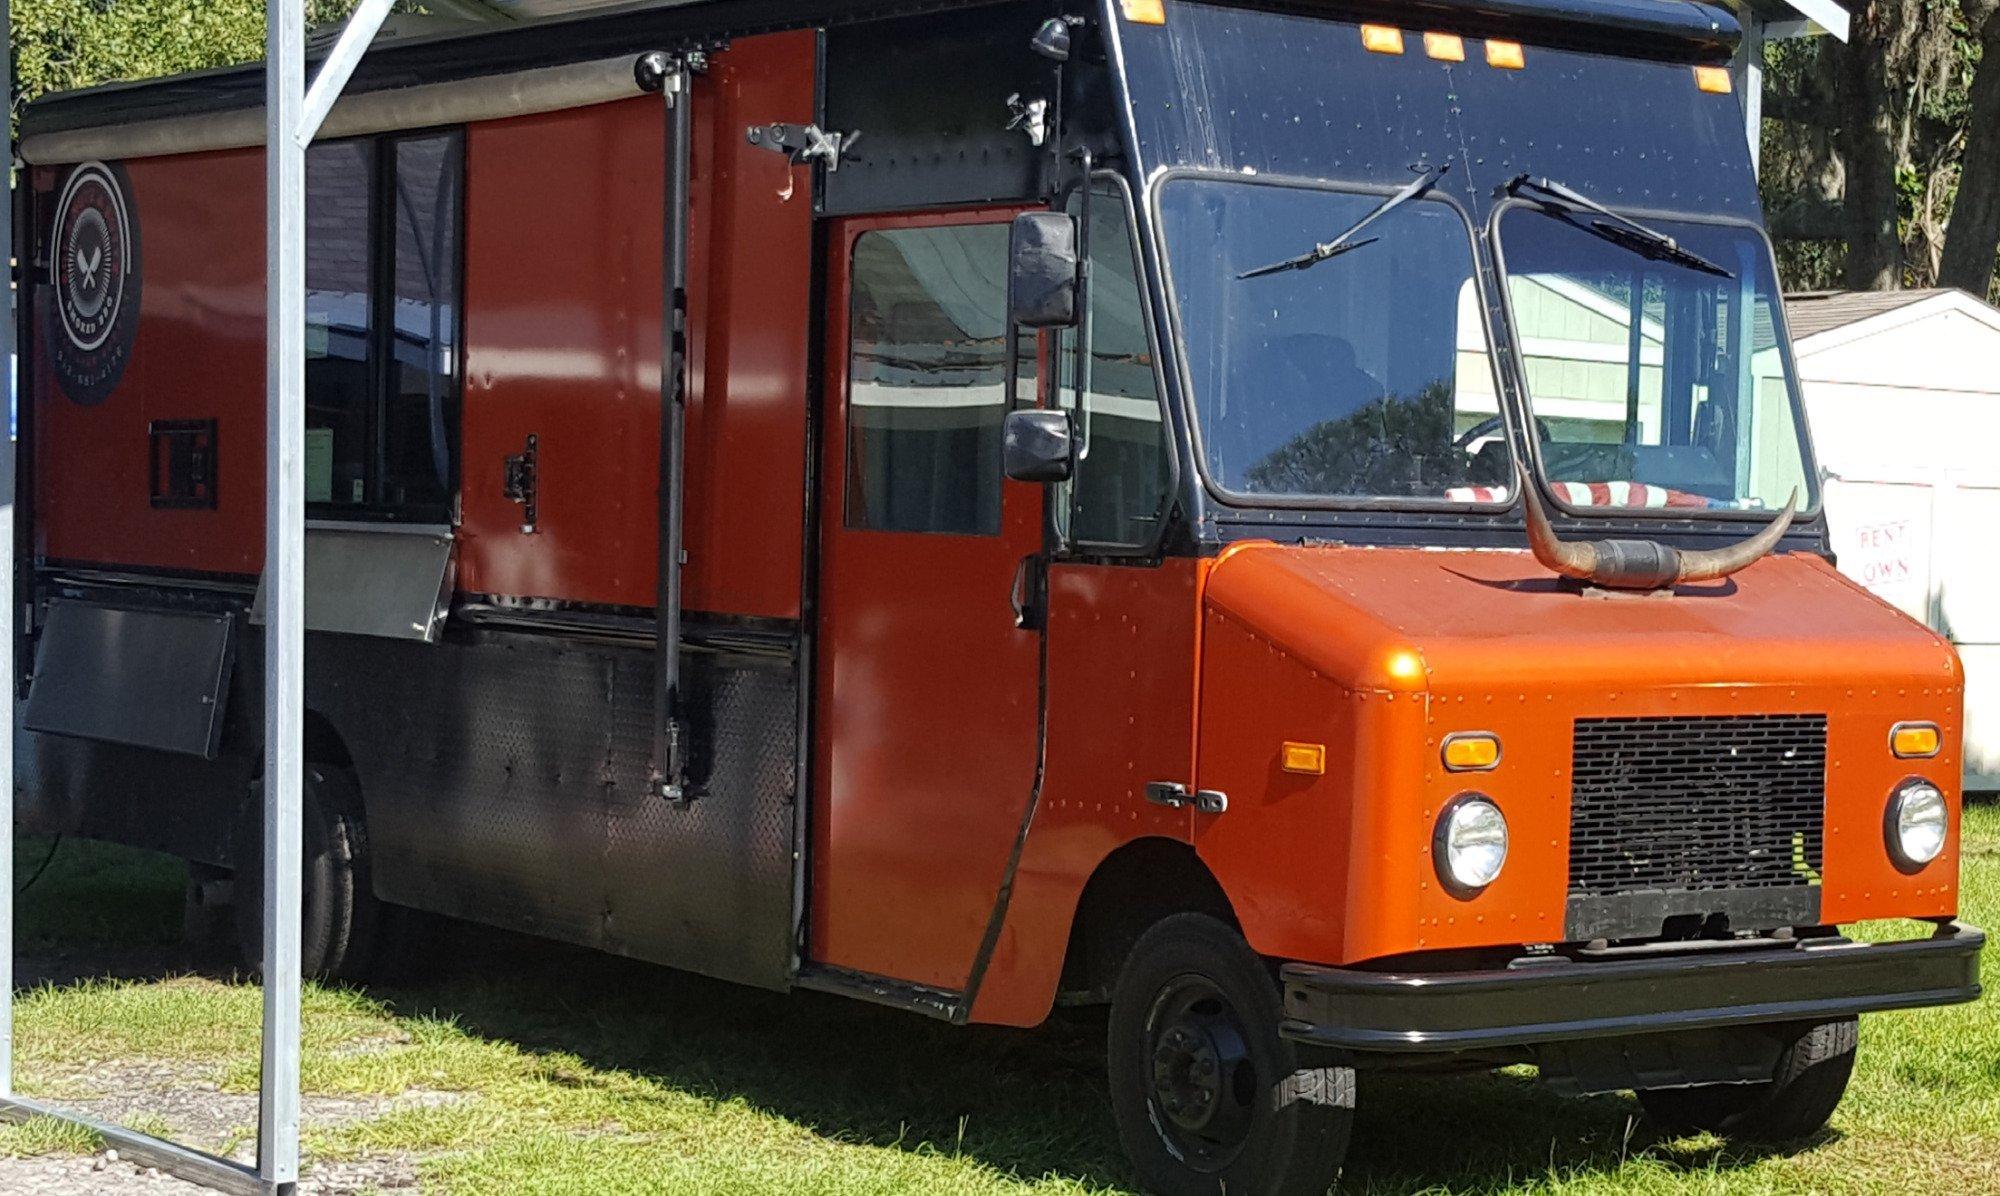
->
xmin=1736 ymin=0 xmax=1849 ymax=40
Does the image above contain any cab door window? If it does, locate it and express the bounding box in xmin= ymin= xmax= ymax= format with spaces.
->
xmin=844 ymin=224 xmax=1016 ymax=535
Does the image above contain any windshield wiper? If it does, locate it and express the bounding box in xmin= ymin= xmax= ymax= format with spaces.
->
xmin=1505 ymin=174 xmax=1733 ymax=278
xmin=1237 ymin=163 xmax=1450 ymax=280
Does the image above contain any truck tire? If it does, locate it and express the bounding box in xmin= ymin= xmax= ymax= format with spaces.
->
xmin=233 ymin=766 xmax=382 ymax=983
xmin=1637 ymin=1018 xmax=1858 ymax=1142
xmin=1107 ymin=913 xmax=1352 ymax=1196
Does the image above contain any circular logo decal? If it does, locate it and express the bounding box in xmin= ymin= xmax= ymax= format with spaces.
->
xmin=48 ymin=161 xmax=141 ymax=406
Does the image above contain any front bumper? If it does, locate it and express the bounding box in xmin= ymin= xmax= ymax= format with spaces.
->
xmin=1281 ymin=921 xmax=1985 ymax=1052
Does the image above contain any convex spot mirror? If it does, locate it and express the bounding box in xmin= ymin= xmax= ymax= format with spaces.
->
xmin=1004 ymin=409 xmax=1076 ymax=483
xmin=1009 ymin=211 xmax=1080 ymax=329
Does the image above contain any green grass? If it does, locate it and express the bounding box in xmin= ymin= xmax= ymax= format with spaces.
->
xmin=7 ymin=807 xmax=1998 ymax=1193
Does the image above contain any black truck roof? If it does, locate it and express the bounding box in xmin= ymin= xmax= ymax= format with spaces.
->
xmin=22 ymin=0 xmax=1741 ymax=141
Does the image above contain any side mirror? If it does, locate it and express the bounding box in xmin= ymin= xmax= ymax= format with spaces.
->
xmin=1003 ymin=409 xmax=1075 ymax=483
xmin=1008 ymin=211 xmax=1079 ymax=329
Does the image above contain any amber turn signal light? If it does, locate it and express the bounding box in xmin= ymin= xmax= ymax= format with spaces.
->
xmin=1891 ymin=722 xmax=1941 ymax=759
xmin=1282 ymin=742 xmax=1327 ymax=776
xmin=1442 ymin=733 xmax=1502 ymax=772
xmin=1119 ymin=0 xmax=1166 ymax=25
xmin=1694 ymin=65 xmax=1734 ymax=94
xmin=1361 ymin=24 xmax=1406 ymax=55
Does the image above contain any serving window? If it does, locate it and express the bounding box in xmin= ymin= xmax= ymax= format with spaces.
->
xmin=305 ymin=130 xmax=463 ymax=522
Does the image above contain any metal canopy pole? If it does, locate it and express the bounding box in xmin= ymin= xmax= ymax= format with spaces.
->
xmin=0 ymin=4 xmax=384 ymax=1192
xmin=1732 ymin=3 xmax=1852 ymax=178
xmin=1735 ymin=17 xmax=1766 ymax=176
xmin=0 ymin=0 xmax=16 ymax=1106
xmin=260 ymin=0 xmax=308 ymax=1184
xmin=262 ymin=6 xmax=393 ymax=1190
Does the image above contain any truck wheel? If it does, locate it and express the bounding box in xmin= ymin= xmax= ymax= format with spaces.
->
xmin=233 ymin=766 xmax=381 ymax=983
xmin=1107 ymin=913 xmax=1353 ymax=1196
xmin=1637 ymin=1018 xmax=1858 ymax=1142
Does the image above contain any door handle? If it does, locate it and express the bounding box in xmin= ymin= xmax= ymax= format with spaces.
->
xmin=1010 ymin=553 xmax=1047 ymax=631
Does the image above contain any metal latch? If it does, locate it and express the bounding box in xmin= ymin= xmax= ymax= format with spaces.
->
xmin=746 ymin=123 xmax=860 ymax=171
xmin=657 ymin=719 xmax=693 ymax=806
xmin=1145 ymin=782 xmax=1228 ymax=815
xmin=1005 ymin=93 xmax=1051 ymax=148
xmin=502 ymin=433 xmax=538 ymax=533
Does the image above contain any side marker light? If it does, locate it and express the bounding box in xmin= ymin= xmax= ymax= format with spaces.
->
xmin=1282 ymin=742 xmax=1327 ymax=775
xmin=1695 ymin=66 xmax=1734 ymax=94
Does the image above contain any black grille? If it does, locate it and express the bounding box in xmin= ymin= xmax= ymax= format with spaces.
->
xmin=1569 ymin=714 xmax=1828 ymax=903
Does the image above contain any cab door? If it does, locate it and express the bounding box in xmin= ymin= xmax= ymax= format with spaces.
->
xmin=811 ymin=209 xmax=1044 ymax=992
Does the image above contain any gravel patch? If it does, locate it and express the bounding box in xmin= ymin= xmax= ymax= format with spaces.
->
xmin=0 ymin=995 xmax=450 ymax=1195
xmin=0 ymin=1150 xmax=420 ymax=1195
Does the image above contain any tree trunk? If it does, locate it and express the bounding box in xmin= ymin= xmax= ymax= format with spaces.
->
xmin=1940 ymin=1 xmax=2000 ymax=295
xmin=1838 ymin=2 xmax=1904 ymax=289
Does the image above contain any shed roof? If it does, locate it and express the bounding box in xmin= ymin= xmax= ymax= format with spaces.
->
xmin=1783 ymin=289 xmax=1962 ymax=342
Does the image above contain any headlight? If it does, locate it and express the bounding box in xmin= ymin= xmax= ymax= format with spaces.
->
xmin=1886 ymin=779 xmax=1948 ymax=871
xmin=1434 ymin=795 xmax=1508 ymax=893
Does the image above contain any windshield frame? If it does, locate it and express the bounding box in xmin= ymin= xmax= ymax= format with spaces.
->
xmin=1052 ymin=167 xmax=1183 ymax=560
xmin=1487 ymin=196 xmax=1824 ymax=522
xmin=1146 ymin=166 xmax=1522 ymax=514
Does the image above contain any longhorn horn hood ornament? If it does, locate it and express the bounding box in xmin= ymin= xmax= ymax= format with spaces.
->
xmin=1518 ymin=468 xmax=1797 ymax=590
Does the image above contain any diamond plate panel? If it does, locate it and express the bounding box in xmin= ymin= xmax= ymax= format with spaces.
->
xmin=310 ymin=629 xmax=798 ymax=989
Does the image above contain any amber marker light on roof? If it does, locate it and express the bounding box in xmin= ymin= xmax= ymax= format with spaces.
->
xmin=1442 ymin=733 xmax=1502 ymax=772
xmin=1119 ymin=0 xmax=1165 ymax=25
xmin=1695 ymin=65 xmax=1734 ymax=94
xmin=1486 ymin=40 xmax=1526 ymax=69
xmin=1891 ymin=722 xmax=1942 ymax=759
xmin=1282 ymin=742 xmax=1328 ymax=776
xmin=1361 ymin=24 xmax=1406 ymax=55
xmin=1424 ymin=32 xmax=1467 ymax=62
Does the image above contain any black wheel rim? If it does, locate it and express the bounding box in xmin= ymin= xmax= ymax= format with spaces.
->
xmin=1142 ymin=973 xmax=1259 ymax=1171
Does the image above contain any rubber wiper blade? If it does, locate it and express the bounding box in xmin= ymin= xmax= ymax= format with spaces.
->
xmin=1506 ymin=174 xmax=1734 ymax=279
xmin=1238 ymin=163 xmax=1449 ymax=280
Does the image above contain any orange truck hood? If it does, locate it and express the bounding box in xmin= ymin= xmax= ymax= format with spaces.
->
xmin=1194 ymin=544 xmax=1963 ymax=966
xmin=1204 ymin=544 xmax=1959 ymax=694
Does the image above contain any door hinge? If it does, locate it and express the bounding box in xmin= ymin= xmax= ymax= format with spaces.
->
xmin=502 ymin=433 xmax=538 ymax=533
xmin=1145 ymin=782 xmax=1228 ymax=815
xmin=746 ymin=122 xmax=860 ymax=171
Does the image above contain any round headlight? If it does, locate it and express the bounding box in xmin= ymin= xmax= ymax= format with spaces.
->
xmin=1887 ymin=779 xmax=1948 ymax=870
xmin=1435 ymin=795 xmax=1508 ymax=893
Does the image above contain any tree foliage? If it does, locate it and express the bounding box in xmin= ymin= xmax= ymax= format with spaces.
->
xmin=1763 ymin=1 xmax=2000 ymax=299
xmin=10 ymin=1 xmax=389 ymax=126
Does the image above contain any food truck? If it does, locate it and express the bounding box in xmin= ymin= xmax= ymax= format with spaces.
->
xmin=14 ymin=0 xmax=1983 ymax=1190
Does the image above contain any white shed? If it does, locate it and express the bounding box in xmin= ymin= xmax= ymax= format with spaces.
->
xmin=1789 ymin=288 xmax=2000 ymax=789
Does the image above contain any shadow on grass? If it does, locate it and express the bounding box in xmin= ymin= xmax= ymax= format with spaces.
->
xmin=13 ymin=835 xmax=1828 ymax=1193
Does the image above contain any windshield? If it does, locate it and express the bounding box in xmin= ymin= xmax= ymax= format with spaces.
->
xmin=1497 ymin=207 xmax=1814 ymax=513
xmin=1157 ymin=176 xmax=1512 ymax=502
